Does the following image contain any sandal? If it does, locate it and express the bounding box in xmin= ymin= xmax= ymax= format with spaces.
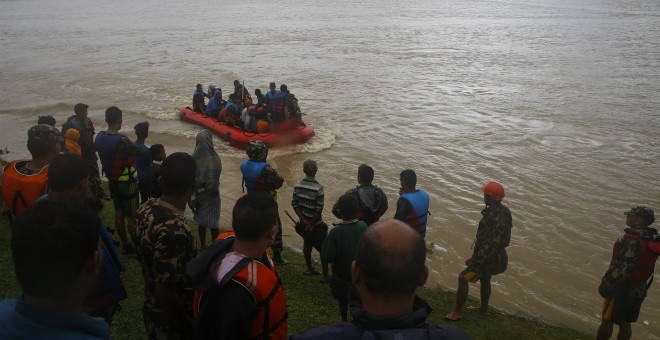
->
xmin=444 ymin=312 xmax=462 ymax=321
xmin=304 ymin=269 xmax=321 ymax=276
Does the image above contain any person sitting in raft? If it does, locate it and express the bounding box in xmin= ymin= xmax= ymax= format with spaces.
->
xmin=193 ymin=84 xmax=207 ymax=113
xmin=207 ymin=84 xmax=217 ymax=97
xmin=254 ymin=107 xmax=272 ymax=133
xmin=233 ymin=80 xmax=251 ymax=109
xmin=206 ymin=88 xmax=225 ymax=118
xmin=241 ymin=105 xmax=257 ymax=133
xmin=254 ymin=89 xmax=266 ymax=107
xmin=219 ymin=94 xmax=242 ymax=127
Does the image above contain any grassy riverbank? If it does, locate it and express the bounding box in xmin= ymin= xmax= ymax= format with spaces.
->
xmin=0 ymin=192 xmax=591 ymax=339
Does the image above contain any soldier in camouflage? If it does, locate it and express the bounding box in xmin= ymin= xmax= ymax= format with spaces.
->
xmin=597 ymin=207 xmax=659 ymax=340
xmin=136 ymin=153 xmax=198 ymax=339
xmin=445 ymin=181 xmax=512 ymax=321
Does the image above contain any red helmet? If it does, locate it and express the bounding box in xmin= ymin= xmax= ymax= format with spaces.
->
xmin=481 ymin=181 xmax=505 ymax=200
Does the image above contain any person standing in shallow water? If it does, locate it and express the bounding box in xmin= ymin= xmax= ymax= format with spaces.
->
xmin=597 ymin=207 xmax=660 ymax=340
xmin=191 ymin=130 xmax=222 ymax=248
xmin=445 ymin=181 xmax=512 ymax=321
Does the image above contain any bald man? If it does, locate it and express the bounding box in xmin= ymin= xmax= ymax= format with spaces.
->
xmin=291 ymin=220 xmax=467 ymax=339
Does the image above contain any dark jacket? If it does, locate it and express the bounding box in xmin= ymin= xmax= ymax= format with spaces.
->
xmin=289 ymin=295 xmax=467 ymax=340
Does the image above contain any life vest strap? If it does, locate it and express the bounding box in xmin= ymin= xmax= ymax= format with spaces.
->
xmin=11 ymin=190 xmax=27 ymax=218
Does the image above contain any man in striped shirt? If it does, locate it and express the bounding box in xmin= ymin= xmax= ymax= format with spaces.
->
xmin=292 ymin=160 xmax=329 ymax=277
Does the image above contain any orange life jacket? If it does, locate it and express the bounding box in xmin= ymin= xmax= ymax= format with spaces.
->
xmin=193 ymin=231 xmax=288 ymax=339
xmin=1 ymin=160 xmax=49 ymax=217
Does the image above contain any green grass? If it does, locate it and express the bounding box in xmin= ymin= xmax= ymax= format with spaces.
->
xmin=0 ymin=185 xmax=591 ymax=339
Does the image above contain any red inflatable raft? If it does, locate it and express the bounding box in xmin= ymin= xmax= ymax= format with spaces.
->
xmin=179 ymin=107 xmax=315 ymax=148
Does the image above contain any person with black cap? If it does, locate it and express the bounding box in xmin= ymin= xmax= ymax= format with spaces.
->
xmin=1 ymin=124 xmax=63 ymax=219
xmin=597 ymin=206 xmax=660 ymax=340
xmin=445 ymin=181 xmax=512 ymax=321
xmin=62 ymin=103 xmax=107 ymax=200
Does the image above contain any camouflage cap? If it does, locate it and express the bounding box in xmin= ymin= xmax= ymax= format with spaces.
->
xmin=246 ymin=140 xmax=268 ymax=162
xmin=28 ymin=124 xmax=64 ymax=146
xmin=625 ymin=206 xmax=655 ymax=223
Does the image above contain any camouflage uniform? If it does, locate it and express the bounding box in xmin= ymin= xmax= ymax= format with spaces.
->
xmin=62 ymin=116 xmax=105 ymax=199
xmin=136 ymin=198 xmax=197 ymax=339
xmin=262 ymin=164 xmax=285 ymax=254
xmin=468 ymin=205 xmax=513 ymax=276
xmin=599 ymin=227 xmax=659 ymax=299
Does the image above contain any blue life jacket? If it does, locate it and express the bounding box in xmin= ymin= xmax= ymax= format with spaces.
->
xmin=240 ymin=160 xmax=267 ymax=193
xmin=65 ymin=117 xmax=83 ymax=132
xmin=225 ymin=101 xmax=238 ymax=112
xmin=94 ymin=132 xmax=122 ymax=178
xmin=401 ymin=189 xmax=430 ymax=238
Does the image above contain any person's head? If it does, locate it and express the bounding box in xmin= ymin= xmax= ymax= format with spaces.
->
xmin=12 ymin=197 xmax=102 ymax=303
xmin=246 ymin=140 xmax=268 ymax=162
xmin=196 ymin=83 xmax=203 ymax=92
xmin=104 ymin=106 xmax=122 ymax=128
xmin=481 ymin=181 xmax=505 ymax=206
xmin=229 ymin=93 xmax=238 ymax=103
xmin=195 ymin=129 xmax=214 ymax=150
xmin=400 ymin=169 xmax=417 ymax=191
xmin=280 ymin=84 xmax=288 ymax=93
xmin=149 ymin=143 xmax=166 ymax=161
xmin=208 ymin=84 xmax=217 ymax=94
xmin=625 ymin=206 xmax=655 ymax=229
xmin=214 ymin=88 xmax=222 ymax=99
xmin=234 ymin=80 xmax=240 ymax=87
xmin=303 ymin=159 xmax=317 ymax=177
xmin=269 ymin=82 xmax=276 ymax=92
xmin=26 ymin=124 xmax=63 ymax=160
xmin=337 ymin=193 xmax=358 ymax=220
xmin=37 ymin=115 xmax=56 ymax=126
xmin=357 ymin=164 xmax=374 ymax=185
xmin=65 ymin=128 xmax=80 ymax=143
xmin=134 ymin=121 xmax=149 ymax=140
xmin=353 ymin=220 xmax=428 ymax=300
xmin=48 ymin=153 xmax=89 ymax=196
xmin=74 ymin=103 xmax=89 ymax=119
xmin=159 ymin=152 xmax=196 ymax=198
xmin=232 ymin=193 xmax=278 ymax=243
xmin=255 ymin=89 xmax=262 ymax=96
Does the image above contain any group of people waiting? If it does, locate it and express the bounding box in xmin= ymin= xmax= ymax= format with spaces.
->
xmin=192 ymin=80 xmax=303 ymax=133
xmin=0 ymin=103 xmax=657 ymax=340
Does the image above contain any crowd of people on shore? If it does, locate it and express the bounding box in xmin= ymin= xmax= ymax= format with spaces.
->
xmin=0 ymin=103 xmax=657 ymax=339
xmin=192 ymin=81 xmax=303 ymax=133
